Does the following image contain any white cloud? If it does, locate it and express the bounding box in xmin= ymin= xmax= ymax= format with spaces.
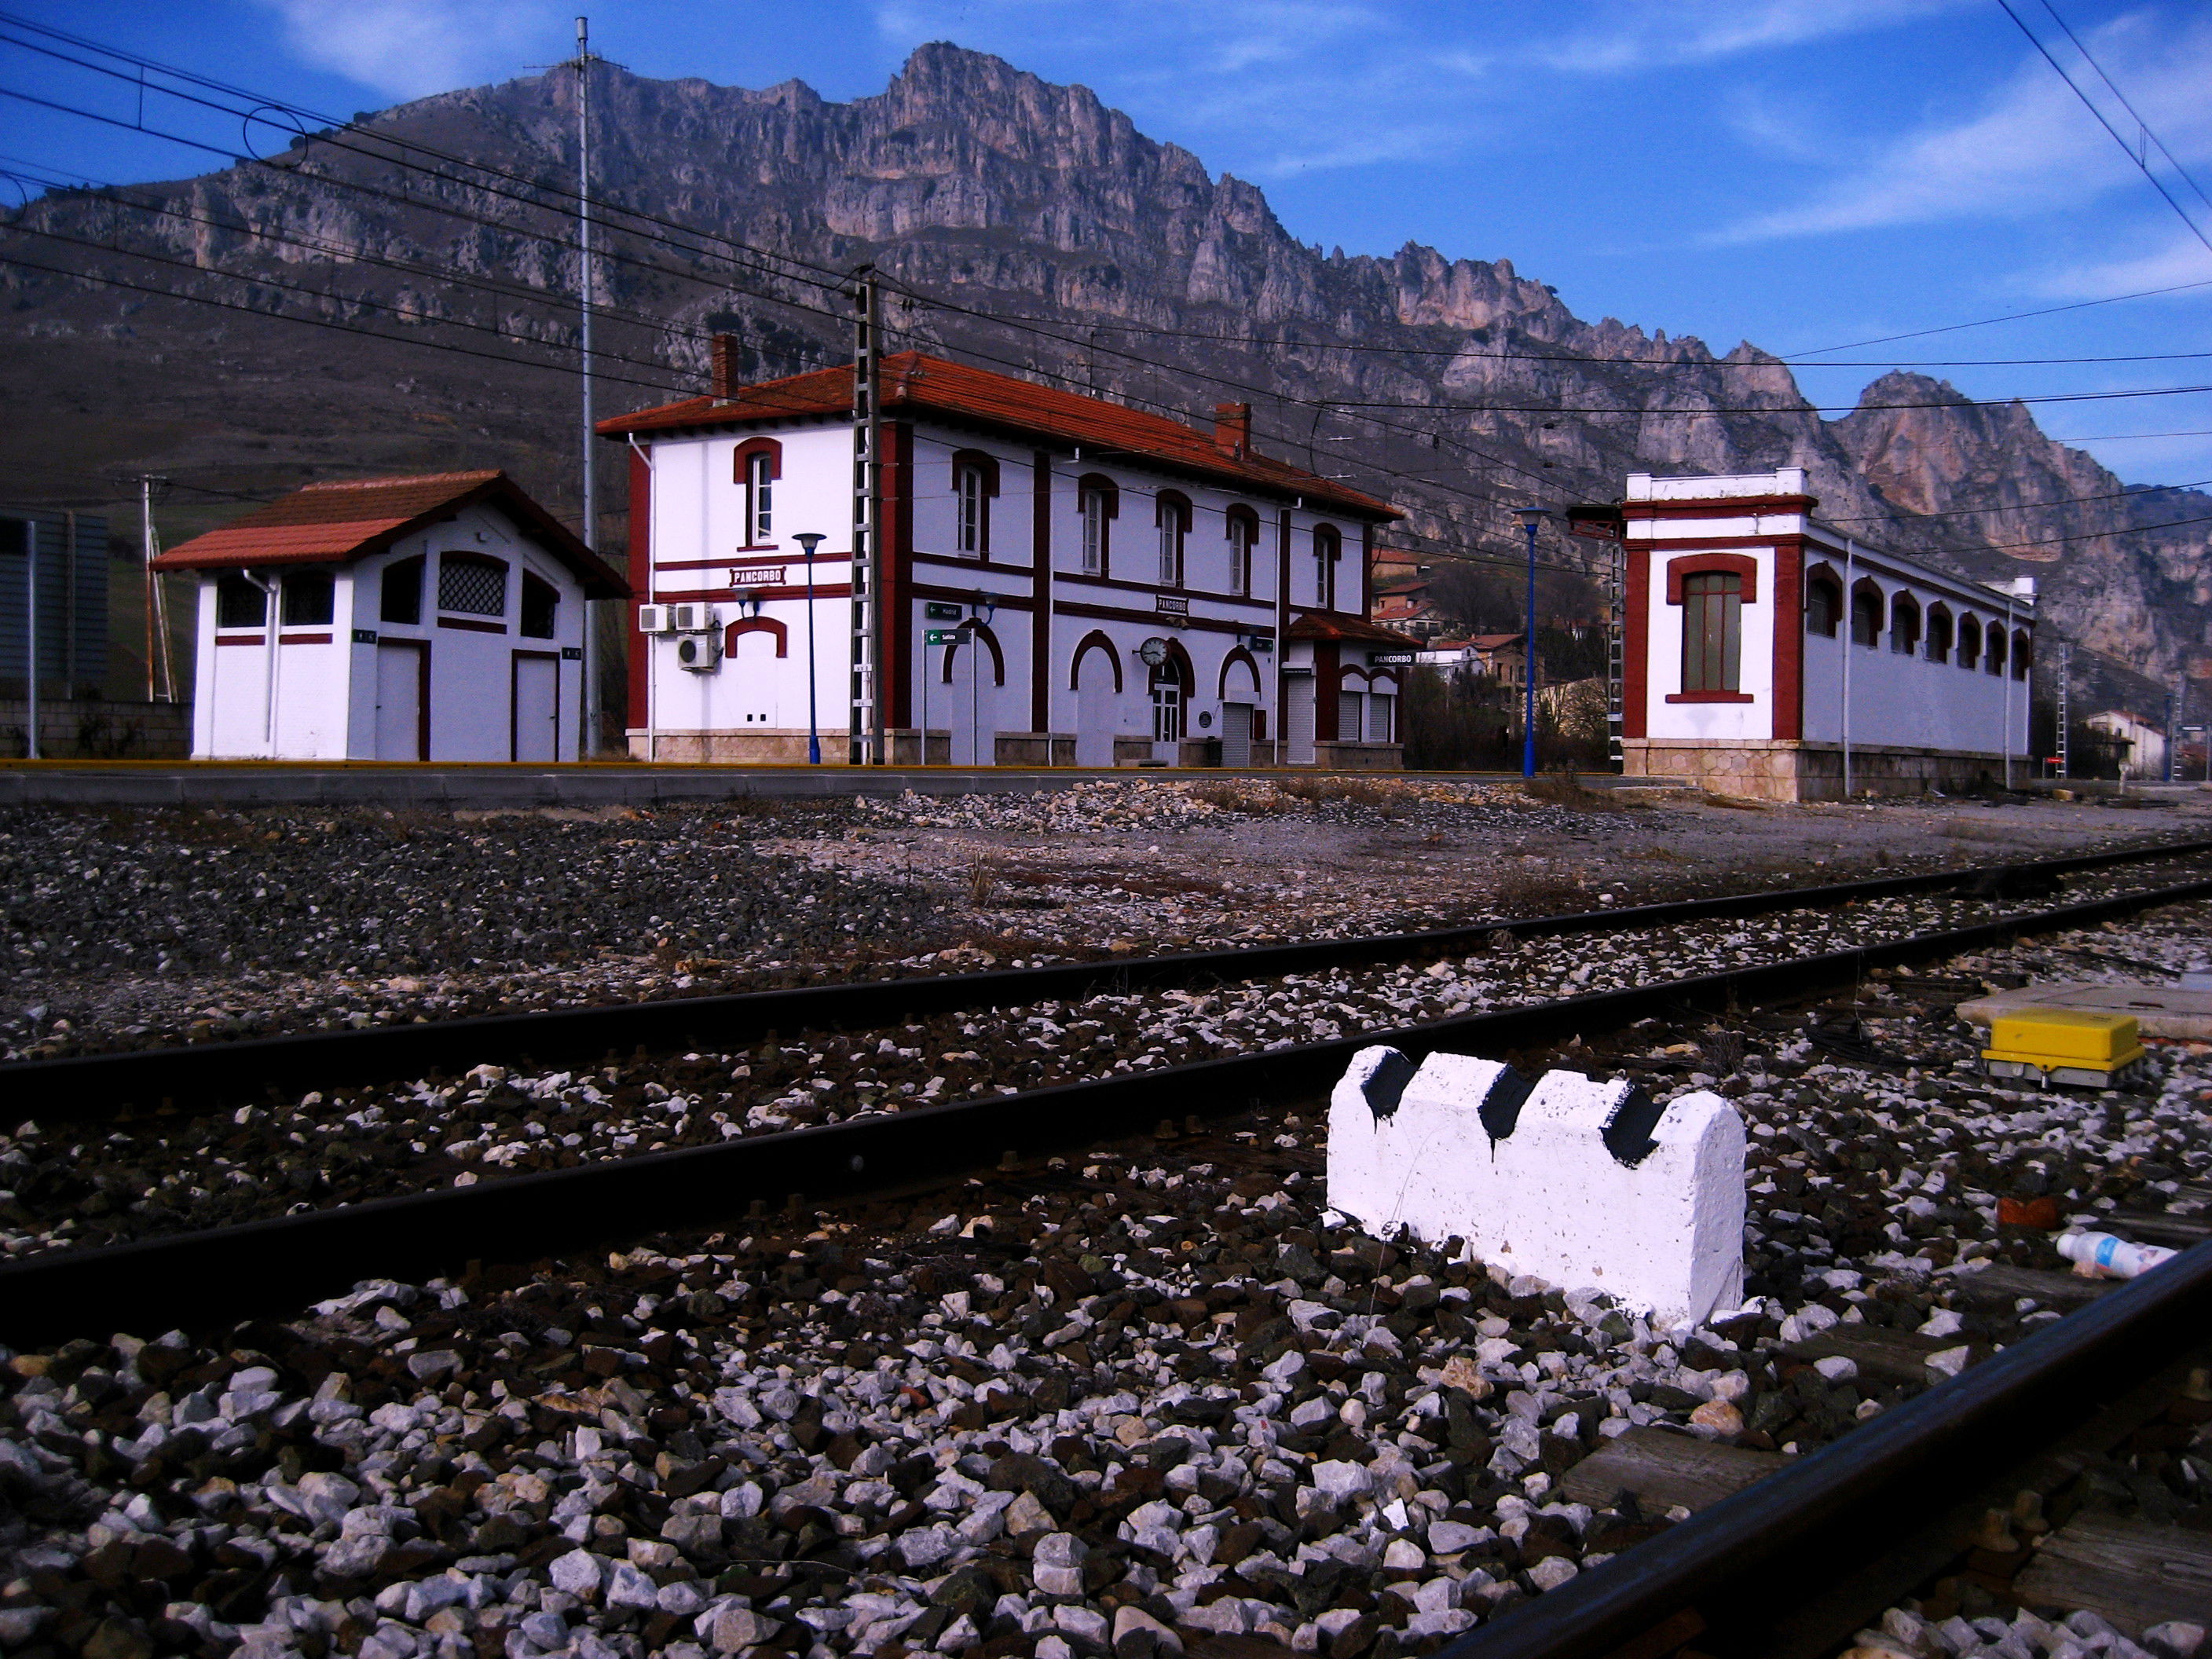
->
xmin=1535 ymin=0 xmax=1972 ymax=73
xmin=2031 ymin=228 xmax=2212 ymax=301
xmin=1723 ymin=11 xmax=2212 ymax=240
xmin=255 ymin=0 xmax=562 ymax=101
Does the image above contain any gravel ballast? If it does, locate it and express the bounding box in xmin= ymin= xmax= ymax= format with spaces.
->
xmin=5 ymin=902 xmax=2212 ymax=1658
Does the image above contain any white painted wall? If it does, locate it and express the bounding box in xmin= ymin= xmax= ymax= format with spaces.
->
xmin=1329 ymin=1045 xmax=1746 ymax=1327
xmin=1640 ymin=544 xmax=1777 ymax=745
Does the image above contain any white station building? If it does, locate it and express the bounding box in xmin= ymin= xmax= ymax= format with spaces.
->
xmin=156 ymin=471 xmax=628 ymax=761
xmin=597 ymin=346 xmax=1412 ymax=767
xmin=1621 ymin=468 xmax=2035 ymax=800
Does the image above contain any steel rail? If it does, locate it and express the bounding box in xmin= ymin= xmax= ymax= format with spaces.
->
xmin=7 ymin=833 xmax=2210 ymax=1127
xmin=3 ymin=867 xmax=2208 ymax=1346
xmin=1437 ymin=1239 xmax=2212 ymax=1659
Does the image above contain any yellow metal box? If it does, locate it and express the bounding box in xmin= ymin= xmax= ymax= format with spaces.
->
xmin=1982 ymin=1007 xmax=2146 ymax=1087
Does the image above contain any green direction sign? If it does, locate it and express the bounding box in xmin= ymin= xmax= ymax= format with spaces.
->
xmin=924 ymin=602 xmax=964 ymax=621
xmin=925 ymin=629 xmax=955 ymax=645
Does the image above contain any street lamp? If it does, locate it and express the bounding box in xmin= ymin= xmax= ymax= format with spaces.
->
xmin=1514 ymin=507 xmax=1544 ymax=778
xmin=792 ymin=533 xmax=826 ymax=765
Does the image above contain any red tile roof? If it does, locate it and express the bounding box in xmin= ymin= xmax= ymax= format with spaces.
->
xmin=596 ymin=352 xmax=1400 ymax=521
xmin=152 ymin=471 xmax=628 ymax=597
xmin=1287 ymin=612 xmax=1423 ymax=647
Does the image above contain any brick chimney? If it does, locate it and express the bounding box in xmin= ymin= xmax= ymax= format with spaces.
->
xmin=710 ymin=335 xmax=738 ymax=401
xmin=1213 ymin=402 xmax=1252 ymax=458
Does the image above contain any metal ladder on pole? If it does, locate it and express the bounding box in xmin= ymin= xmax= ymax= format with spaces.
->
xmin=849 ymin=267 xmax=881 ymax=766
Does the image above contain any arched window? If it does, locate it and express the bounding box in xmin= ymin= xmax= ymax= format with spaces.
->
xmin=1804 ymin=569 xmax=1842 ymax=636
xmin=1681 ymin=570 xmax=1742 ymax=693
xmin=1313 ymin=523 xmax=1342 ymax=610
xmin=1985 ymin=626 xmax=2007 ymax=676
xmin=438 ymin=554 xmax=508 ymax=617
xmin=215 ymin=573 xmax=266 ymax=629
xmin=745 ymin=450 xmax=773 ymax=544
xmin=1850 ymin=580 xmax=1883 ymax=647
xmin=1889 ymin=592 xmax=1921 ymax=656
xmin=734 ymin=438 xmax=782 ymax=546
xmin=521 ymin=572 xmax=560 ymax=639
xmin=1957 ymin=615 xmax=1982 ymax=670
xmin=1156 ymin=492 xmax=1190 ymax=588
xmin=1925 ymin=604 xmax=1953 ymax=665
xmin=950 ymin=450 xmax=999 ymax=558
xmin=381 ymin=555 xmax=425 ymax=626
xmin=280 ymin=569 xmax=335 ymax=627
xmin=1077 ymin=474 xmax=1117 ymax=577
xmin=2012 ymin=629 xmax=2031 ymax=680
xmin=1225 ymin=506 xmax=1258 ymax=597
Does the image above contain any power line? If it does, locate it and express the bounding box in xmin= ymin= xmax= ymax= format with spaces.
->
xmin=1998 ymin=0 xmax=2212 ymax=255
xmin=1785 ymin=275 xmax=2212 ymax=358
xmin=2052 ymin=426 xmax=2212 ymax=441
xmin=1313 ymin=380 xmax=2212 ymax=414
xmin=2035 ymin=0 xmax=2212 ymax=219
xmin=1822 ymin=474 xmax=2212 ymax=523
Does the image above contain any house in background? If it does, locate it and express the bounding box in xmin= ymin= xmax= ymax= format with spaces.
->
xmin=599 ymin=345 xmax=1412 ymax=767
xmin=155 ymin=471 xmax=627 ymax=761
xmin=1622 ymin=468 xmax=2034 ymax=800
xmin=2085 ymin=709 xmax=2165 ymax=779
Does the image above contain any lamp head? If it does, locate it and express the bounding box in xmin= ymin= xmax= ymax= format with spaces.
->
xmin=792 ymin=532 xmax=826 ymax=556
xmin=972 ymin=590 xmax=996 ymax=624
xmin=1513 ymin=507 xmax=1546 ymax=532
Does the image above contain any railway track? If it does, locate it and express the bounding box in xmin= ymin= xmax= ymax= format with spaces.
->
xmin=3 ymin=848 xmax=2210 ymax=1659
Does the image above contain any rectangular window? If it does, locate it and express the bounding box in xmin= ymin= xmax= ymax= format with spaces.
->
xmin=955 ymin=465 xmax=984 ymax=557
xmin=280 ymin=570 xmax=335 ymax=627
xmin=1080 ymin=489 xmax=1106 ymax=576
xmin=381 ymin=556 xmax=424 ymax=625
xmin=520 ymin=573 xmax=559 ymax=639
xmin=747 ymin=452 xmax=773 ymax=544
xmin=1158 ymin=515 xmax=1181 ymax=587
xmin=215 ymin=573 xmax=266 ymax=629
xmin=1228 ymin=518 xmax=1251 ymax=595
xmin=438 ymin=556 xmax=508 ymax=617
xmin=1680 ymin=570 xmax=1741 ymax=693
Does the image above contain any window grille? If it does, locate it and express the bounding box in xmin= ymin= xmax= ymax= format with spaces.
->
xmin=215 ymin=573 xmax=266 ymax=628
xmin=280 ymin=571 xmax=335 ymax=627
xmin=438 ymin=555 xmax=507 ymax=617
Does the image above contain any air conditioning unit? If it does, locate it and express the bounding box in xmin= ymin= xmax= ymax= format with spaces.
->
xmin=676 ymin=634 xmax=722 ymax=673
xmin=637 ymin=604 xmax=673 ymax=634
xmin=672 ymin=602 xmax=719 ymax=632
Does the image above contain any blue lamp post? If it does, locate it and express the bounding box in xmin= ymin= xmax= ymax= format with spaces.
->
xmin=792 ymin=532 xmax=825 ymax=764
xmin=1514 ymin=507 xmax=1544 ymax=778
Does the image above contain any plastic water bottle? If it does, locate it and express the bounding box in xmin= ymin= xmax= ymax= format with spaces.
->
xmin=2056 ymin=1232 xmax=2177 ymax=1280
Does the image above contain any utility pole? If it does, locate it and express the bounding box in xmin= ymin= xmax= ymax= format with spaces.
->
xmin=1604 ymin=531 xmax=1625 ymax=774
xmin=573 ymin=16 xmax=601 ymax=754
xmin=140 ymin=477 xmax=176 ymax=702
xmin=20 ymin=518 xmax=36 ymax=760
xmin=849 ymin=265 xmax=882 ymax=765
xmin=2170 ymin=672 xmax=2185 ymax=785
xmin=2056 ymin=639 xmax=2071 ymax=780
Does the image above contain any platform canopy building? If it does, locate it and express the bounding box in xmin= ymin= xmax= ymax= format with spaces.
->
xmin=1621 ymin=468 xmax=2035 ymax=800
xmin=597 ymin=346 xmax=1412 ymax=767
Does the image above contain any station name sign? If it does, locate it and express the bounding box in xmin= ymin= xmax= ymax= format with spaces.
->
xmin=727 ymin=564 xmax=788 ymax=588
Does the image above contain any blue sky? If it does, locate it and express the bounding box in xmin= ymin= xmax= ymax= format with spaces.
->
xmin=5 ymin=0 xmax=2212 ymax=489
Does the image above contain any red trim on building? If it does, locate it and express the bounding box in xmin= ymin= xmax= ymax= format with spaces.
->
xmin=723 ymin=617 xmax=788 ymax=658
xmin=649 ymin=584 xmax=855 ymax=603
xmin=436 ymin=617 xmax=507 ymax=635
xmin=214 ymin=635 xmax=266 ymax=646
xmin=1666 ymin=690 xmax=1755 ymax=704
xmin=885 ymin=421 xmax=915 ymax=731
xmin=1069 ymin=630 xmax=1122 ymax=694
xmin=1622 ymin=494 xmax=1814 ymax=521
xmin=1031 ymin=449 xmax=1051 ymax=734
xmin=1771 ymin=537 xmax=1804 ymax=742
xmin=1218 ymin=646 xmax=1262 ymax=699
xmin=1053 ymin=602 xmax=1258 ymax=636
xmin=1662 ymin=551 xmax=1760 ymax=605
xmin=731 ymin=435 xmax=783 ymax=482
xmin=1623 ymin=545 xmax=1650 ymax=741
xmin=1055 ymin=570 xmax=1272 ymax=607
xmin=627 ymin=445 xmax=650 ymax=731
xmin=278 ymin=633 xmax=333 ymax=646
xmin=1316 ymin=642 xmax=1342 ymax=741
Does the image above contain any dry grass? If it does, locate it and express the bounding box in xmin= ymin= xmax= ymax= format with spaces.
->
xmin=1522 ymin=771 xmax=1619 ymax=811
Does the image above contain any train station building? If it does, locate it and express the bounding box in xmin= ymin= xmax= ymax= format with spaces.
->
xmin=597 ymin=346 xmax=1412 ymax=767
xmin=1621 ymin=468 xmax=2036 ymax=800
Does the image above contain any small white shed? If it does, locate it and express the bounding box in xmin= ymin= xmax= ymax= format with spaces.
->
xmin=156 ymin=471 xmax=628 ymax=761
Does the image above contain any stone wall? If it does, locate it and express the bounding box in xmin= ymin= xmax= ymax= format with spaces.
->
xmin=0 ymin=697 xmax=192 ymax=759
xmin=1624 ymin=738 xmax=2020 ymax=802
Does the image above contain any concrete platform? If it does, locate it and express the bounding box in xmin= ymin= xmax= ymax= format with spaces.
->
xmin=1957 ymin=982 xmax=2212 ymax=1042
xmin=0 ymin=762 xmax=1507 ymax=810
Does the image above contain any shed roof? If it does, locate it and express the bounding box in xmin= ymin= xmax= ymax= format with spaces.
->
xmin=152 ymin=471 xmax=629 ymax=597
xmin=596 ymin=352 xmax=1399 ymax=521
xmin=1288 ymin=612 xmax=1423 ymax=647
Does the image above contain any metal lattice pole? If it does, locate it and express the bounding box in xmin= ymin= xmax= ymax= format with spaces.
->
xmin=849 ymin=266 xmax=881 ymax=766
xmin=1605 ymin=533 xmax=1625 ymax=774
xmin=2170 ymin=672 xmax=2185 ymax=785
xmin=2056 ymin=640 xmax=2071 ymax=780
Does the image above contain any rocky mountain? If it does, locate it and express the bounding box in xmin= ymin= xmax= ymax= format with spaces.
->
xmin=2 ymin=42 xmax=2203 ymax=710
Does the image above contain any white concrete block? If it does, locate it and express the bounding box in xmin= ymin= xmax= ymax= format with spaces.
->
xmin=1326 ymin=1045 xmax=1745 ymax=1327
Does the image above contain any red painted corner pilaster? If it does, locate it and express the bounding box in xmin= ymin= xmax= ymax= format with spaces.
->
xmin=1772 ymin=537 xmax=1804 ymax=742
xmin=1623 ymin=545 xmax=1650 ymax=740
